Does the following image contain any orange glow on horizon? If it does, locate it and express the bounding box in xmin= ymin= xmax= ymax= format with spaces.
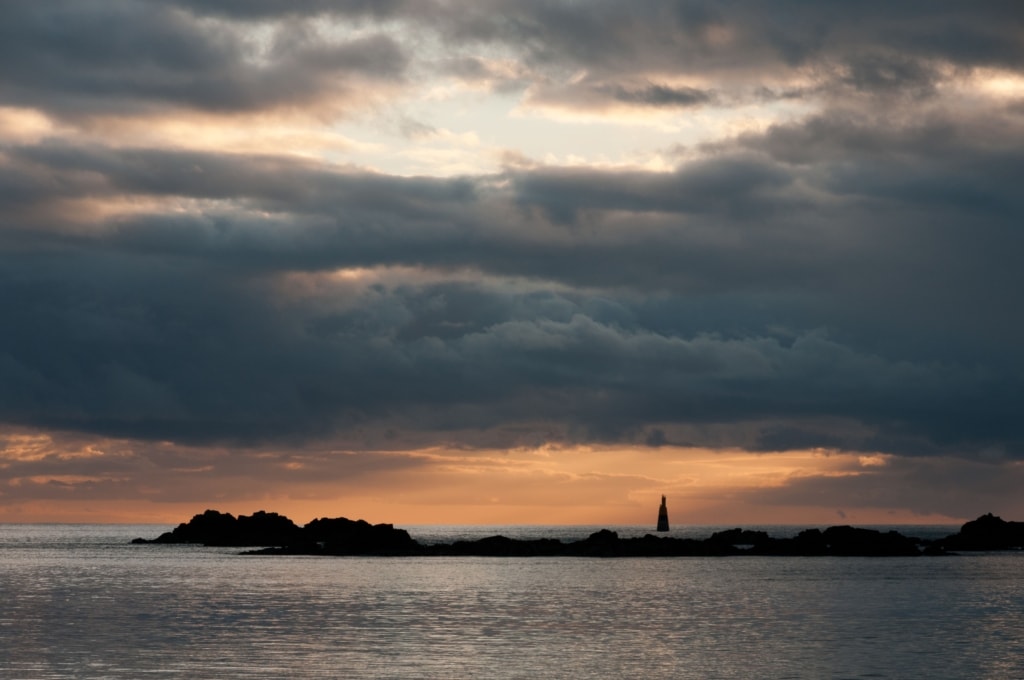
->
xmin=0 ymin=433 xmax=971 ymax=527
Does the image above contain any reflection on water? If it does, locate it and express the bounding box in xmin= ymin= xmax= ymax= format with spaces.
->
xmin=1 ymin=525 xmax=1022 ymax=679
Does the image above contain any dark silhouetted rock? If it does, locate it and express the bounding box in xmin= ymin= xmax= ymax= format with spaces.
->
xmin=707 ymin=528 xmax=773 ymax=550
xmin=134 ymin=509 xmax=1023 ymax=558
xmin=568 ymin=529 xmax=623 ymax=557
xmin=786 ymin=528 xmax=828 ymax=555
xmin=820 ymin=526 xmax=920 ymax=556
xmin=131 ymin=509 xmax=302 ymax=547
xmin=749 ymin=526 xmax=922 ymax=556
xmin=937 ymin=513 xmax=1024 ymax=551
xmin=302 ymin=517 xmax=420 ymax=555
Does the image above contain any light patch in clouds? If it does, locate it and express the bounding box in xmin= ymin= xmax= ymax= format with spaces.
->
xmin=951 ymin=68 xmax=1024 ymax=101
xmin=0 ymin=107 xmax=66 ymax=143
xmin=858 ymin=454 xmax=890 ymax=468
xmin=15 ymin=475 xmax=117 ymax=487
xmin=1 ymin=432 xmax=65 ymax=462
xmin=95 ymin=114 xmax=363 ymax=160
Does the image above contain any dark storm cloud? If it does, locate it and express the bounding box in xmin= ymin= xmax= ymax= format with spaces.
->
xmin=172 ymin=0 xmax=410 ymax=21
xmin=837 ymin=53 xmax=942 ymax=97
xmin=1 ymin=0 xmax=1023 ymax=466
xmin=4 ymin=1 xmax=1024 ymax=120
xmin=526 ymin=79 xmax=717 ymax=111
xmin=9 ymin=120 xmax=1023 ymax=332
xmin=5 ymin=143 xmax=476 ymax=222
xmin=418 ymin=1 xmax=1024 ymax=104
xmin=604 ymin=83 xmax=714 ymax=108
xmin=742 ymin=455 xmax=1024 ymax=519
xmin=0 ymin=1 xmax=407 ymax=117
xmin=0 ymin=237 xmax=1016 ymax=458
xmin=2 ymin=108 xmax=1023 ymax=456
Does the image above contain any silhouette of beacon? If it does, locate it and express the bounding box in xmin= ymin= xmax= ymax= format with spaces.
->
xmin=657 ymin=495 xmax=670 ymax=531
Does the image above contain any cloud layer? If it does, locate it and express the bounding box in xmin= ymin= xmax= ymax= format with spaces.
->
xmin=1 ymin=0 xmax=1022 ymax=519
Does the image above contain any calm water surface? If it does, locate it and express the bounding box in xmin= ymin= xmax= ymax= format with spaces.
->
xmin=1 ymin=524 xmax=1023 ymax=679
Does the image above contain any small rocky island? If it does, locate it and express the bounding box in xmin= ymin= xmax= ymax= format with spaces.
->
xmin=132 ymin=510 xmax=1024 ymax=557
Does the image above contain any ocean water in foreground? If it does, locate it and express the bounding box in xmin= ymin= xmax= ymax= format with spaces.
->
xmin=2 ymin=524 xmax=1023 ymax=679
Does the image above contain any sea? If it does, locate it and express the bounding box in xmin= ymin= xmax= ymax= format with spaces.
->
xmin=2 ymin=523 xmax=1023 ymax=679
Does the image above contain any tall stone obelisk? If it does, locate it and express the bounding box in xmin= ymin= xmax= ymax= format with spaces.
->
xmin=657 ymin=495 xmax=670 ymax=532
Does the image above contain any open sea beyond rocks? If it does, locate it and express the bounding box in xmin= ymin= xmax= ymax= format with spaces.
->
xmin=2 ymin=523 xmax=1023 ymax=679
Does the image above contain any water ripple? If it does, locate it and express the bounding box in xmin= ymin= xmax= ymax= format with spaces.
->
xmin=1 ymin=526 xmax=1022 ymax=679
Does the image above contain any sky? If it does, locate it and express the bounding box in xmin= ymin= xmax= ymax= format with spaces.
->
xmin=2 ymin=1 xmax=1023 ymax=526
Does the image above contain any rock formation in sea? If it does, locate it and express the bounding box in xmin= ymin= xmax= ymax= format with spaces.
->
xmin=131 ymin=509 xmax=417 ymax=554
xmin=301 ymin=516 xmax=420 ymax=555
xmin=933 ymin=513 xmax=1024 ymax=551
xmin=657 ymin=495 xmax=670 ymax=532
xmin=133 ymin=510 xmax=1024 ymax=557
xmin=130 ymin=509 xmax=303 ymax=547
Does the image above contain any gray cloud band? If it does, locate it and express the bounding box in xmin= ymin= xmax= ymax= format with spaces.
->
xmin=0 ymin=0 xmax=1021 ymax=461
xmin=2 ymin=1 xmax=1023 ymax=116
xmin=2 ymin=118 xmax=1022 ymax=456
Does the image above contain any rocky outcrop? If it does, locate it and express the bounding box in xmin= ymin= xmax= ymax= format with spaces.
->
xmin=934 ymin=513 xmax=1024 ymax=551
xmin=753 ymin=526 xmax=922 ymax=557
xmin=423 ymin=526 xmax=924 ymax=557
xmin=133 ymin=511 xmax=1023 ymax=557
xmin=133 ymin=509 xmax=419 ymax=554
xmin=295 ymin=517 xmax=419 ymax=555
xmin=131 ymin=509 xmax=302 ymax=547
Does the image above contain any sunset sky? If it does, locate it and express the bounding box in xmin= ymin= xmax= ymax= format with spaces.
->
xmin=2 ymin=1 xmax=1023 ymax=526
